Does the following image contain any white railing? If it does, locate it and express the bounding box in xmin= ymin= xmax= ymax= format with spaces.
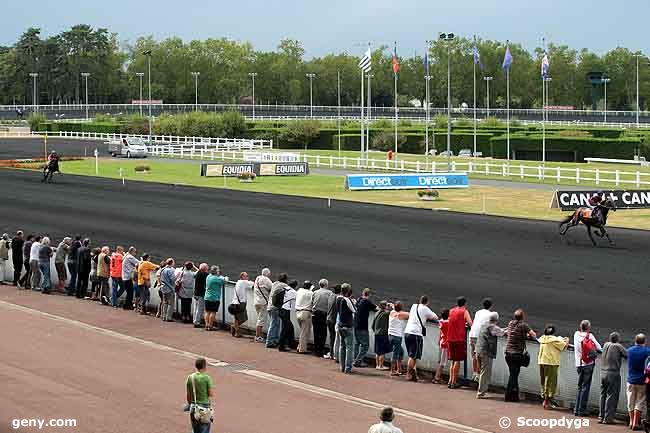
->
xmin=0 ymin=130 xmax=273 ymax=151
xmin=149 ymin=146 xmax=650 ymax=187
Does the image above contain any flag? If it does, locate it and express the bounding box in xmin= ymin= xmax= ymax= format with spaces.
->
xmin=423 ymin=51 xmax=429 ymax=76
xmin=359 ymin=47 xmax=372 ymax=72
xmin=541 ymin=52 xmax=550 ymax=78
xmin=502 ymin=45 xmax=513 ymax=71
xmin=392 ymin=43 xmax=400 ymax=75
xmin=472 ymin=46 xmax=484 ymax=70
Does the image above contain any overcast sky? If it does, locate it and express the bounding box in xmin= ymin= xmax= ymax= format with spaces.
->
xmin=1 ymin=0 xmax=647 ymax=56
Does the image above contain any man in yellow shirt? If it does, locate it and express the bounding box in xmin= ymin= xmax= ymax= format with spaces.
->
xmin=137 ymin=253 xmax=159 ymax=315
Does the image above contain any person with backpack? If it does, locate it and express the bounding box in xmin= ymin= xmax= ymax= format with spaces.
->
xmin=627 ymin=334 xmax=650 ymax=431
xmin=266 ymin=273 xmax=289 ymax=348
xmin=573 ymin=320 xmax=602 ymax=417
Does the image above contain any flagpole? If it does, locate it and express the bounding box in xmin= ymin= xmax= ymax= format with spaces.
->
xmin=360 ymin=66 xmax=364 ymax=158
xmin=337 ymin=70 xmax=341 ymax=159
xmin=425 ymin=75 xmax=430 ymax=166
xmin=367 ymin=72 xmax=371 ymax=161
xmin=473 ymin=49 xmax=477 ymax=158
xmin=507 ymin=67 xmax=510 ymax=164
xmin=394 ymin=72 xmax=398 ymax=153
xmin=542 ymin=73 xmax=546 ymax=164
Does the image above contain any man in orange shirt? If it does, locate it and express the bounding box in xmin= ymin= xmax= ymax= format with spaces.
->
xmin=137 ymin=253 xmax=159 ymax=315
xmin=110 ymin=246 xmax=125 ymax=307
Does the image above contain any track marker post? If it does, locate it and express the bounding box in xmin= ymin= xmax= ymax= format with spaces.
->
xmin=94 ymin=149 xmax=99 ymax=175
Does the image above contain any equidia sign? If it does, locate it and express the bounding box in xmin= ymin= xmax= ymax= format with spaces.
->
xmin=550 ymin=189 xmax=650 ymax=210
xmin=345 ymin=173 xmax=469 ymax=191
xmin=200 ymin=162 xmax=309 ymax=177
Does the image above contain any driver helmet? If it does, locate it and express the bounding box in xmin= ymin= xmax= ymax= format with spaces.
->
xmin=51 ymin=150 xmax=57 ymax=154
xmin=596 ymin=190 xmax=604 ymax=195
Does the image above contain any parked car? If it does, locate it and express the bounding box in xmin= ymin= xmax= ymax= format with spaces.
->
xmin=458 ymin=149 xmax=473 ymax=157
xmin=107 ymin=137 xmax=148 ymax=158
xmin=439 ymin=150 xmax=454 ymax=157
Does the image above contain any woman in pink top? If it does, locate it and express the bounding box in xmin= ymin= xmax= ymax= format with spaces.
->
xmin=433 ymin=309 xmax=450 ymax=384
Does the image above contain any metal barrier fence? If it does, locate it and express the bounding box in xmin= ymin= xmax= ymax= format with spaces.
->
xmin=0 ymin=130 xmax=273 ymax=150
xmin=150 ymin=145 xmax=650 ymax=188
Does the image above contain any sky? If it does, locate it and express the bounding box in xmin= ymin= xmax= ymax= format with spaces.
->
xmin=1 ymin=0 xmax=648 ymax=57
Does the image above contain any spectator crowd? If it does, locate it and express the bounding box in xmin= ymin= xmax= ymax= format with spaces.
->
xmin=1 ymin=230 xmax=649 ymax=432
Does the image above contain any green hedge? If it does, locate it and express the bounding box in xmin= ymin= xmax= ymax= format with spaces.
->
xmin=488 ymin=134 xmax=642 ymax=161
xmin=332 ymin=132 xmax=494 ymax=154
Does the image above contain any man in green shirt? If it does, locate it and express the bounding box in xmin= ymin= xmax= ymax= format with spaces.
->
xmin=186 ymin=358 xmax=214 ymax=433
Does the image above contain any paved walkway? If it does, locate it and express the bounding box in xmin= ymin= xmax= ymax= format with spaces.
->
xmin=0 ymin=286 xmax=624 ymax=433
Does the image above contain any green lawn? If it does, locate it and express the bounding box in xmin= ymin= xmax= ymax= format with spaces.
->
xmin=18 ymin=158 xmax=650 ymax=230
xmin=151 ymin=147 xmax=650 ymax=188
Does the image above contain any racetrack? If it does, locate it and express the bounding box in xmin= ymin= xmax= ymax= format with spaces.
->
xmin=1 ymin=163 xmax=648 ymax=341
xmin=0 ymin=137 xmax=103 ymax=160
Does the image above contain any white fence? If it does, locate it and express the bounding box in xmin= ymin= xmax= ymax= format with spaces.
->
xmin=0 ymin=130 xmax=273 ymax=151
xmin=148 ymin=145 xmax=650 ymax=188
xmin=0 ymin=255 xmax=630 ymax=415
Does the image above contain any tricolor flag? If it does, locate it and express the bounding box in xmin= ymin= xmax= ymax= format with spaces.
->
xmin=423 ymin=51 xmax=430 ymax=76
xmin=541 ymin=52 xmax=550 ymax=78
xmin=392 ymin=43 xmax=400 ymax=75
xmin=502 ymin=45 xmax=513 ymax=71
xmin=359 ymin=47 xmax=372 ymax=72
xmin=472 ymin=37 xmax=484 ymax=70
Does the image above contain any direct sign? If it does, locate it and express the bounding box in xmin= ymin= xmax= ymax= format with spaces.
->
xmin=345 ymin=173 xmax=469 ymax=191
xmin=551 ymin=189 xmax=650 ymax=210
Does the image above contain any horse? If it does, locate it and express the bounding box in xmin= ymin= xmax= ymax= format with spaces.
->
xmin=41 ymin=159 xmax=61 ymax=183
xmin=558 ymin=197 xmax=616 ymax=246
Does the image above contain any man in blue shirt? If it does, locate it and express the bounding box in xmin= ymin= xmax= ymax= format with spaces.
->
xmin=626 ymin=333 xmax=650 ymax=431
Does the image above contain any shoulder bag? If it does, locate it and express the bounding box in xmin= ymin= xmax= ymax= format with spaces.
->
xmin=190 ymin=373 xmax=214 ymax=424
xmin=228 ymin=285 xmax=243 ymax=315
xmin=416 ymin=304 xmax=426 ymax=336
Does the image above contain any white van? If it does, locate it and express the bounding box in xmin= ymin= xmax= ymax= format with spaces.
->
xmin=107 ymin=137 xmax=148 ymax=158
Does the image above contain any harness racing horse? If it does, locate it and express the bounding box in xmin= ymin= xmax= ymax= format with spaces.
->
xmin=558 ymin=197 xmax=616 ymax=246
xmin=41 ymin=159 xmax=60 ymax=183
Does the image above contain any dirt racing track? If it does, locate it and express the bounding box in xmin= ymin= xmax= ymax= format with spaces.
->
xmin=1 ymin=137 xmax=649 ymax=339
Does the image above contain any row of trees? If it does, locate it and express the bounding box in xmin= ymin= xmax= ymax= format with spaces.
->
xmin=1 ymin=26 xmax=649 ymax=110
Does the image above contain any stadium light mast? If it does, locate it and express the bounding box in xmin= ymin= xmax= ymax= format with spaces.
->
xmin=484 ymin=76 xmax=493 ymax=117
xmin=602 ymin=77 xmax=611 ymax=123
xmin=306 ymin=73 xmax=316 ymax=118
xmin=135 ymin=72 xmax=144 ymax=116
xmin=143 ymin=49 xmax=153 ymax=142
xmin=191 ymin=72 xmax=200 ymax=111
xmin=81 ymin=72 xmax=90 ymax=120
xmin=249 ymin=72 xmax=258 ymax=120
xmin=440 ymin=32 xmax=455 ymax=171
xmin=29 ymin=73 xmax=38 ymax=112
